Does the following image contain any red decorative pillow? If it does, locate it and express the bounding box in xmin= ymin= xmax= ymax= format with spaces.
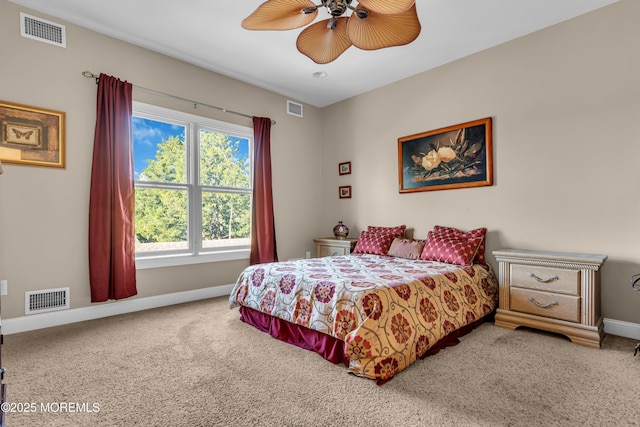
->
xmin=353 ymin=231 xmax=396 ymax=255
xmin=420 ymin=231 xmax=483 ymax=266
xmin=388 ymin=238 xmax=425 ymax=260
xmin=367 ymin=225 xmax=406 ymax=239
xmin=432 ymin=225 xmax=487 ymax=265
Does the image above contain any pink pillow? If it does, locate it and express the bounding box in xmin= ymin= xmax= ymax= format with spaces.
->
xmin=367 ymin=225 xmax=406 ymax=238
xmin=388 ymin=238 xmax=425 ymax=260
xmin=353 ymin=231 xmax=396 ymax=255
xmin=420 ymin=231 xmax=483 ymax=266
xmin=432 ymin=226 xmax=487 ymax=265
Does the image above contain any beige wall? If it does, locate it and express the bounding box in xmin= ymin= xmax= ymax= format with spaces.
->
xmin=0 ymin=0 xmax=324 ymax=319
xmin=321 ymin=0 xmax=640 ymax=324
xmin=2 ymin=0 xmax=639 ymax=326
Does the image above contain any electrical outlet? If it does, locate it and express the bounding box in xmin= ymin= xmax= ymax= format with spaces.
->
xmin=0 ymin=280 xmax=7 ymax=296
xmin=305 ymin=251 xmax=311 ymax=259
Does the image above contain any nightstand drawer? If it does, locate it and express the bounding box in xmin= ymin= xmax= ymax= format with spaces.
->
xmin=510 ymin=287 xmax=580 ymax=323
xmin=511 ymin=264 xmax=579 ymax=295
xmin=318 ymin=245 xmax=350 ymax=257
xmin=313 ymin=238 xmax=357 ymax=258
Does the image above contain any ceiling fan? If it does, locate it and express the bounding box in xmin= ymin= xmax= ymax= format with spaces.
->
xmin=242 ymin=0 xmax=421 ymax=64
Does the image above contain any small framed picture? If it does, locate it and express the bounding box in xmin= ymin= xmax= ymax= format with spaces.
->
xmin=339 ymin=185 xmax=351 ymax=199
xmin=339 ymin=161 xmax=351 ymax=175
xmin=0 ymin=100 xmax=66 ymax=169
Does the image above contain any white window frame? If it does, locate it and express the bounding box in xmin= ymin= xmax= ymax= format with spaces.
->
xmin=132 ymin=101 xmax=252 ymax=269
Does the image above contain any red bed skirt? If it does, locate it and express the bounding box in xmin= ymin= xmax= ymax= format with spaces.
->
xmin=238 ymin=306 xmax=493 ymax=384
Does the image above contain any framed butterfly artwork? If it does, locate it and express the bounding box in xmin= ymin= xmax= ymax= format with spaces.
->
xmin=0 ymin=100 xmax=65 ymax=169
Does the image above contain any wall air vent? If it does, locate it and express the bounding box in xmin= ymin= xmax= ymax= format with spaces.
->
xmin=287 ymin=100 xmax=303 ymax=118
xmin=25 ymin=287 xmax=70 ymax=315
xmin=20 ymin=12 xmax=66 ymax=48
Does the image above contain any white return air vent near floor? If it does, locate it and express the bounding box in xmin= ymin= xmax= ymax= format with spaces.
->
xmin=287 ymin=100 xmax=303 ymax=118
xmin=25 ymin=287 xmax=70 ymax=315
xmin=20 ymin=12 xmax=66 ymax=48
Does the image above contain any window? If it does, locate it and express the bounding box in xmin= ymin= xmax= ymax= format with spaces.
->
xmin=132 ymin=102 xmax=252 ymax=268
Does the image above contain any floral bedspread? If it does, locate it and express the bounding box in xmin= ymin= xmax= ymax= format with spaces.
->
xmin=229 ymin=254 xmax=498 ymax=381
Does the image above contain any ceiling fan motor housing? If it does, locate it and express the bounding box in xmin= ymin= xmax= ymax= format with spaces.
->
xmin=326 ymin=0 xmax=351 ymax=16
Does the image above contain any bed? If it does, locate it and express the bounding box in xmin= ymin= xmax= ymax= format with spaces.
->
xmin=229 ymin=225 xmax=499 ymax=384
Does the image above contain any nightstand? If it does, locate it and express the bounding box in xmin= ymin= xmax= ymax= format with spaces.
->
xmin=493 ymin=249 xmax=607 ymax=348
xmin=313 ymin=238 xmax=357 ymax=257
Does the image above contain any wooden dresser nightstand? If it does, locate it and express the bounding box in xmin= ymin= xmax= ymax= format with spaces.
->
xmin=493 ymin=249 xmax=607 ymax=348
xmin=313 ymin=238 xmax=357 ymax=257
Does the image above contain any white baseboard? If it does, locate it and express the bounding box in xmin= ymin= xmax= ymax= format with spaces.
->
xmin=2 ymin=284 xmax=234 ymax=335
xmin=603 ymin=318 xmax=640 ymax=341
xmin=4 ymin=290 xmax=639 ymax=341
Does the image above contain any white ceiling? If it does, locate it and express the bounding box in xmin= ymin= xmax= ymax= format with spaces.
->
xmin=9 ymin=0 xmax=619 ymax=108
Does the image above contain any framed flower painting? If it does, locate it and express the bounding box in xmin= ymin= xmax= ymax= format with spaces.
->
xmin=398 ymin=117 xmax=493 ymax=193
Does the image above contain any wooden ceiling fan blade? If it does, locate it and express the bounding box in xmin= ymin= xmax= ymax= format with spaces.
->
xmin=356 ymin=0 xmax=415 ymax=15
xmin=296 ymin=18 xmax=353 ymax=64
xmin=242 ymin=0 xmax=318 ymax=31
xmin=347 ymin=4 xmax=421 ymax=50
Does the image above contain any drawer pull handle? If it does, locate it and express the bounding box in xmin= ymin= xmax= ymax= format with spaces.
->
xmin=528 ymin=297 xmax=558 ymax=308
xmin=528 ymin=273 xmax=559 ymax=283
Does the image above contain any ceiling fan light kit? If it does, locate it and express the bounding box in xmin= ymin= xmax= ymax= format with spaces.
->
xmin=242 ymin=0 xmax=421 ymax=64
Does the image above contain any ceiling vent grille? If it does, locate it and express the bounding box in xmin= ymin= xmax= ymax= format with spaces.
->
xmin=287 ymin=100 xmax=303 ymax=118
xmin=25 ymin=287 xmax=70 ymax=315
xmin=20 ymin=12 xmax=66 ymax=48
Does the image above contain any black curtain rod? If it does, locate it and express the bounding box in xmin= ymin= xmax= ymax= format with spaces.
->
xmin=81 ymin=71 xmax=275 ymax=125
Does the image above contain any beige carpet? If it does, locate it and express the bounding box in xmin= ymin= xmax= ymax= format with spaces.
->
xmin=4 ymin=296 xmax=639 ymax=427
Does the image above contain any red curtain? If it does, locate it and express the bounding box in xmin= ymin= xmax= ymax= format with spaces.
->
xmin=250 ymin=117 xmax=278 ymax=265
xmin=88 ymin=73 xmax=137 ymax=302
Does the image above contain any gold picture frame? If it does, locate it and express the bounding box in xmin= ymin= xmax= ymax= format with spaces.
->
xmin=398 ymin=117 xmax=492 ymax=193
xmin=0 ymin=100 xmax=66 ymax=169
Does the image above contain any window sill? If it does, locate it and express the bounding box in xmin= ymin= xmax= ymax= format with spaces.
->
xmin=136 ymin=249 xmax=250 ymax=270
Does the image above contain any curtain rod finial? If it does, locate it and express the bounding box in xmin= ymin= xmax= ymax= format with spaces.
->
xmin=82 ymin=71 xmax=99 ymax=83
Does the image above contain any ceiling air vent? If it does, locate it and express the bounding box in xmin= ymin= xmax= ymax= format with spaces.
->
xmin=25 ymin=287 xmax=70 ymax=315
xmin=20 ymin=12 xmax=66 ymax=48
xmin=287 ymin=100 xmax=303 ymax=118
